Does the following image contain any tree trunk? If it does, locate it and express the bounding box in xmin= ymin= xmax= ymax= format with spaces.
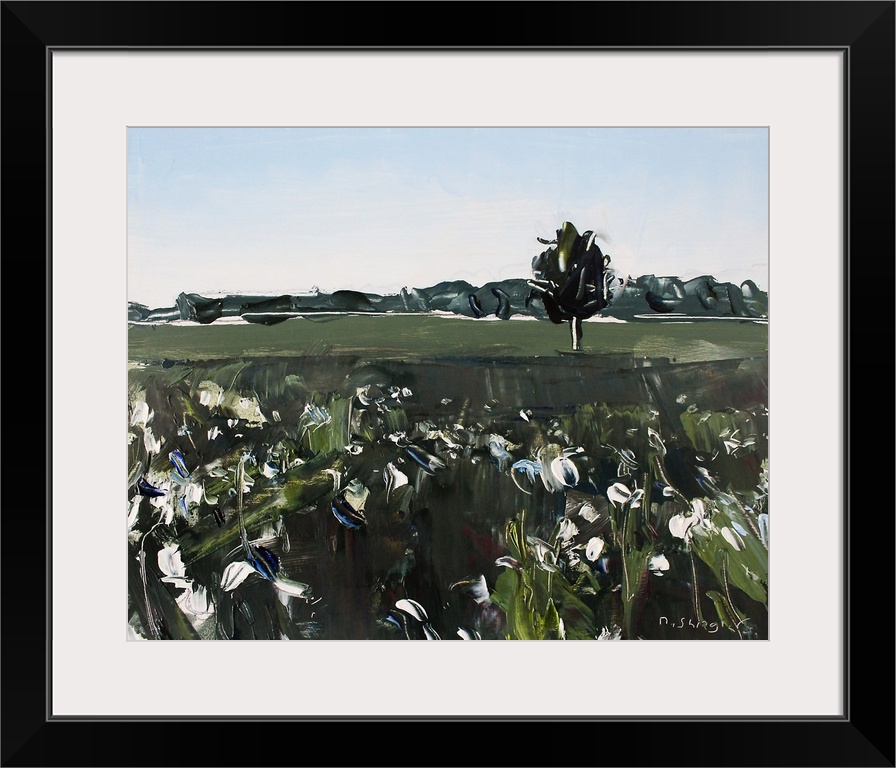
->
xmin=570 ymin=317 xmax=583 ymax=351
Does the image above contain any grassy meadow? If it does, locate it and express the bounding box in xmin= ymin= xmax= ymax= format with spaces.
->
xmin=127 ymin=315 xmax=769 ymax=641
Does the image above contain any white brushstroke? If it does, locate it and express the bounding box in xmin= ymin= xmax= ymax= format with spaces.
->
xmin=130 ymin=401 xmax=153 ymax=427
xmin=395 ymin=598 xmax=429 ymax=622
xmin=466 ymin=574 xmax=491 ymax=605
xmin=457 ymin=627 xmax=481 ymax=640
xmin=127 ymin=498 xmax=141 ymax=534
xmin=723 ymin=439 xmax=741 ymax=455
xmin=646 ymin=429 xmax=665 ymax=456
xmin=177 ymin=584 xmax=213 ymax=619
xmin=198 ymin=381 xmax=225 ymax=407
xmin=202 ymin=483 xmax=218 ymax=506
xmin=618 ymin=448 xmax=638 ymax=470
xmin=597 ymin=625 xmax=623 ymax=640
xmin=127 ymin=623 xmax=147 ymax=641
xmin=721 ymin=526 xmax=746 ymax=551
xmin=221 ymin=561 xmax=256 ymax=591
xmin=535 ymin=445 xmax=563 ymax=492
xmin=557 ymin=518 xmax=579 ymax=543
xmin=669 ymin=514 xmax=695 ymax=541
xmin=157 ymin=544 xmax=190 ymax=589
xmin=323 ymin=468 xmax=342 ymax=492
xmin=273 ymin=575 xmax=312 ymax=599
xmin=607 ymin=482 xmax=632 ymax=506
xmin=301 ymin=402 xmax=331 ymax=430
xmin=143 ymin=427 xmax=162 ymax=455
xmin=550 ymin=456 xmax=580 ymax=488
xmin=585 ymin=537 xmax=605 ymax=562
xmin=344 ymin=479 xmax=369 ymax=511
xmin=648 ymin=554 xmax=670 ymax=574
xmin=578 ymin=503 xmax=599 ymax=523
xmin=184 ymin=482 xmax=203 ymax=507
xmin=758 ymin=513 xmax=770 ymax=548
xmin=527 ymin=536 xmax=558 ymax=572
xmin=383 ymin=462 xmax=409 ymax=499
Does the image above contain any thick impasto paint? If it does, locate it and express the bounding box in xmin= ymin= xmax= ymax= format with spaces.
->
xmin=128 ymin=128 xmax=769 ymax=640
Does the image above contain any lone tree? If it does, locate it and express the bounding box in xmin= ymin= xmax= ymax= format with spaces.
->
xmin=527 ymin=221 xmax=615 ymax=351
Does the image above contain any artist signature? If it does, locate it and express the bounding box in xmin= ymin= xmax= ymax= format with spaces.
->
xmin=659 ymin=616 xmax=719 ymax=633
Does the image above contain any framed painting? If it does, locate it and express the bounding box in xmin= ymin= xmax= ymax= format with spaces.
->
xmin=4 ymin=1 xmax=893 ymax=766
xmin=124 ymin=122 xmax=772 ymax=646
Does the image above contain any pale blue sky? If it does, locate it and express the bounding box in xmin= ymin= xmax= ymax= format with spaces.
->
xmin=128 ymin=127 xmax=768 ymax=309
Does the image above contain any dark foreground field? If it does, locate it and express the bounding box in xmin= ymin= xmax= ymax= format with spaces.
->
xmin=127 ymin=316 xmax=769 ymax=641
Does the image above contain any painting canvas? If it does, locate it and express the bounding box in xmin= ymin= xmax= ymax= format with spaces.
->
xmin=127 ymin=127 xmax=769 ymax=641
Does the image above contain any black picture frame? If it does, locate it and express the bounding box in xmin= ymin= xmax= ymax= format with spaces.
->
xmin=2 ymin=2 xmax=893 ymax=766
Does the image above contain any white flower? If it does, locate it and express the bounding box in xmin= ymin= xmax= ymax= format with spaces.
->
xmin=130 ymin=401 xmax=153 ymax=428
xmin=597 ymin=625 xmax=622 ymax=640
xmin=220 ymin=561 xmax=256 ymax=592
xmin=607 ymin=482 xmax=632 ymax=506
xmin=669 ymin=499 xmax=707 ymax=542
xmin=383 ymin=462 xmax=409 ymax=499
xmin=585 ymin=537 xmax=605 ymax=562
xmin=549 ymin=456 xmax=580 ymax=488
xmin=456 ymin=574 xmax=490 ymax=605
xmin=557 ymin=518 xmax=579 ymax=543
xmin=395 ymin=598 xmax=429 ymax=622
xmin=648 ymin=554 xmax=670 ymax=575
xmin=527 ymin=536 xmax=558 ymax=572
xmin=176 ymin=583 xmax=213 ymax=619
xmin=669 ymin=514 xmax=695 ymax=541
xmin=157 ymin=544 xmax=190 ymax=590
xmin=578 ymin=503 xmax=599 ymax=522
xmin=143 ymin=427 xmax=162 ymax=455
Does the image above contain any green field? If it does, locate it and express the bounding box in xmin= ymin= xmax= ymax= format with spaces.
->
xmin=128 ymin=315 xmax=769 ymax=641
xmin=128 ymin=314 xmax=768 ymax=364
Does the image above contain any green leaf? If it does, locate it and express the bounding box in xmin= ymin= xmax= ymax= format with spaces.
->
xmin=541 ymin=598 xmax=563 ymax=640
xmin=492 ymin=568 xmax=537 ymax=640
xmin=690 ymin=494 xmax=768 ymax=607
xmin=706 ymin=590 xmax=740 ymax=634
